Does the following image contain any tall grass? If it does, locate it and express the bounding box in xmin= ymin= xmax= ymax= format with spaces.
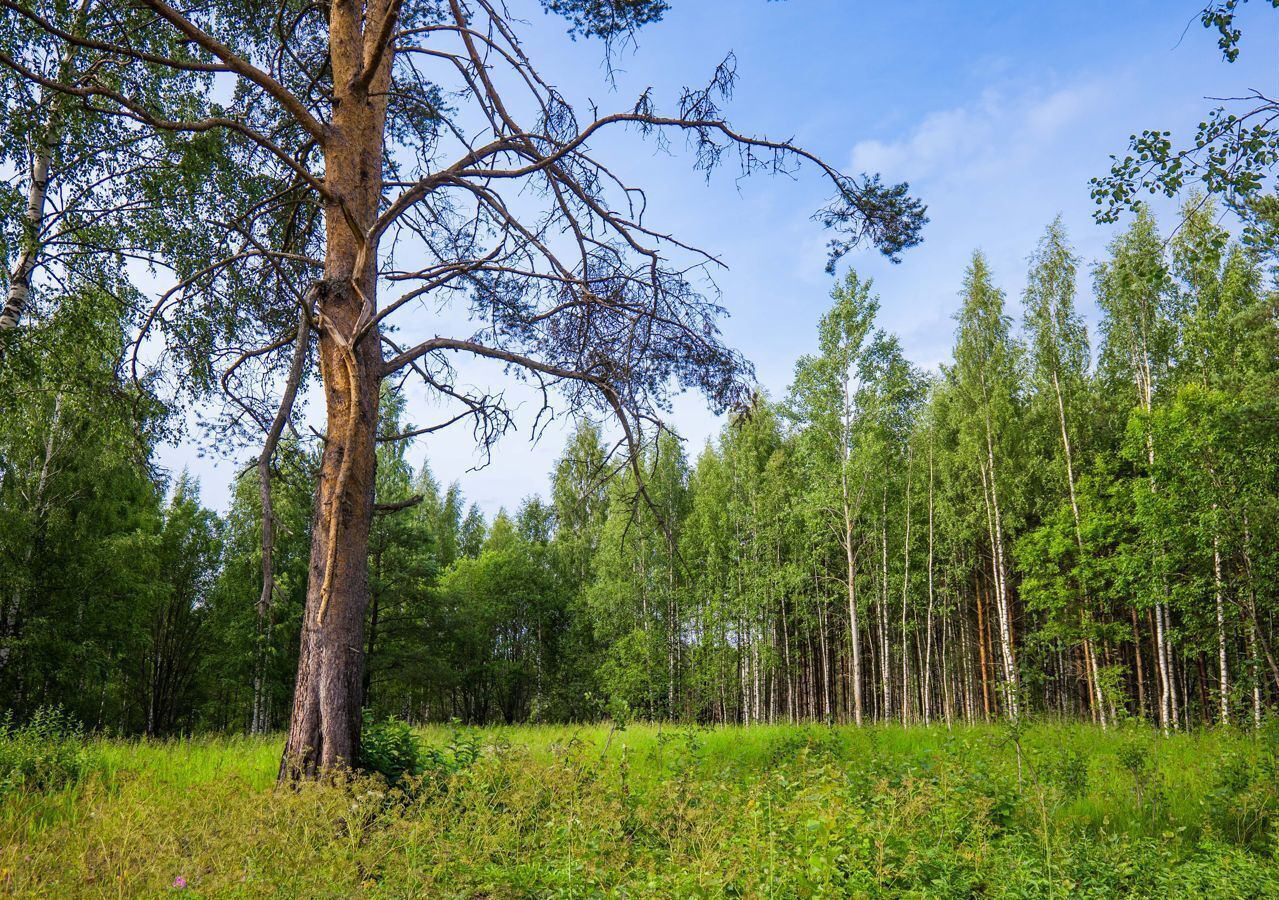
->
xmin=2 ymin=720 xmax=1277 ymax=896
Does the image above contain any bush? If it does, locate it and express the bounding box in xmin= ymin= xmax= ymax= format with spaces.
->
xmin=0 ymin=706 xmax=93 ymax=795
xmin=358 ymin=718 xmax=485 ymax=792
xmin=357 ymin=717 xmax=422 ymax=784
xmin=1051 ymin=746 xmax=1089 ymax=800
xmin=421 ymin=723 xmax=482 ymax=778
xmin=1206 ymin=745 xmax=1278 ymax=850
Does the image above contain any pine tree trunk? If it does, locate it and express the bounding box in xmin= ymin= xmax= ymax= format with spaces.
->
xmin=1131 ymin=607 xmax=1147 ymax=719
xmin=280 ymin=292 xmax=382 ymax=776
xmin=280 ymin=6 xmax=390 ymax=770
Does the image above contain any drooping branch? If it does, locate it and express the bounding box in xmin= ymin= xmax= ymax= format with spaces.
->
xmin=258 ymin=307 xmax=312 ymax=621
xmin=0 ymin=47 xmax=332 ymax=200
xmin=136 ymin=0 xmax=329 ymax=142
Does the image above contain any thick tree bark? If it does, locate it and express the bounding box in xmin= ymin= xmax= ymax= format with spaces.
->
xmin=280 ymin=0 xmax=392 ymax=777
xmin=279 ymin=283 xmax=382 ymax=777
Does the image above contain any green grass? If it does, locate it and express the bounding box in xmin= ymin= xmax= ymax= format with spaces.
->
xmin=3 ymin=721 xmax=1279 ymax=897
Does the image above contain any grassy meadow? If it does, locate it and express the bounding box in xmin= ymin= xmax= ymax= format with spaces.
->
xmin=3 ymin=719 xmax=1279 ymax=897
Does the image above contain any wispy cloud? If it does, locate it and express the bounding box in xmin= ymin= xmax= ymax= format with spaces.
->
xmin=849 ymin=80 xmax=1118 ymax=185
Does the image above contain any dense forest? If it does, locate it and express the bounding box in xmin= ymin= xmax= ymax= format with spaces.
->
xmin=4 ymin=198 xmax=1277 ymax=736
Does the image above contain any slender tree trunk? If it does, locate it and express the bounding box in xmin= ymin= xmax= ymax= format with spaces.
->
xmin=1153 ymin=604 xmax=1171 ymax=732
xmin=818 ymin=598 xmax=831 ymax=721
xmin=1130 ymin=606 xmax=1146 ymax=719
xmin=1212 ymin=516 xmax=1229 ymax=726
xmin=0 ymin=395 xmax=62 ymax=679
xmin=253 ymin=313 xmax=311 ymax=735
xmin=940 ymin=599 xmax=952 ymax=727
xmin=978 ymin=445 xmax=1018 ymax=719
xmin=900 ymin=444 xmax=914 ymax=725
xmin=1131 ymin=343 xmax=1175 ymax=731
xmin=842 ymin=471 xmax=863 ymax=724
xmin=879 ymin=488 xmax=891 ymax=720
xmin=777 ymin=598 xmax=787 ymax=726
xmin=1241 ymin=512 xmax=1279 ymax=694
xmin=1246 ymin=615 xmax=1263 ymax=730
xmin=2 ymin=142 xmax=52 ymax=333
xmin=1051 ymin=371 xmax=1106 ymax=727
xmin=0 ymin=0 xmax=87 ymax=336
xmin=923 ymin=442 xmax=935 ymax=725
xmin=975 ymin=581 xmax=991 ymax=721
xmin=362 ymin=553 xmax=382 ymax=705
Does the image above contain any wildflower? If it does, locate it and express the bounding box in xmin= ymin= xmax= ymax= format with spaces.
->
xmin=173 ymin=875 xmax=187 ymax=889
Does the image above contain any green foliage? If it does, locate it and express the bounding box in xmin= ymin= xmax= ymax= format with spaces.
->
xmin=541 ymin=0 xmax=670 ymax=39
xmin=1050 ymin=746 xmax=1090 ymax=801
xmin=420 ymin=725 xmax=483 ymax=780
xmin=3 ymin=724 xmax=1279 ymax=896
xmin=351 ymin=717 xmax=485 ymax=787
xmin=0 ymin=707 xmax=93 ymax=796
xmin=1205 ymin=717 xmax=1279 ymax=848
xmin=1093 ymin=2 xmax=1279 ymax=220
xmin=358 ymin=718 xmax=423 ymax=785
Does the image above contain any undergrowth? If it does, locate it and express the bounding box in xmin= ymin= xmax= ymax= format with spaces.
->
xmin=0 ymin=707 xmax=94 ymax=796
xmin=2 ymin=718 xmax=1277 ymax=897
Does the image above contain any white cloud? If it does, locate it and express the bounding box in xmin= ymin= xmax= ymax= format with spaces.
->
xmin=849 ymin=80 xmax=1112 ymax=185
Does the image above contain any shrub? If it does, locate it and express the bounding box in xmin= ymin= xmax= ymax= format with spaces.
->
xmin=420 ymin=723 xmax=481 ymax=778
xmin=1206 ymin=747 xmax=1278 ymax=850
xmin=1051 ymin=746 xmax=1089 ymax=800
xmin=0 ymin=706 xmax=93 ymax=795
xmin=357 ymin=717 xmax=422 ymax=784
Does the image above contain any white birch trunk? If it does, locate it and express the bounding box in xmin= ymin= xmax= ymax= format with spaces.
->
xmin=900 ymin=444 xmax=913 ymax=725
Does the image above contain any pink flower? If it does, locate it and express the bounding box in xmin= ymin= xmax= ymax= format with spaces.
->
xmin=173 ymin=876 xmax=187 ymax=889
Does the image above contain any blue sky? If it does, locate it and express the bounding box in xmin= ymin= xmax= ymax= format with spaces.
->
xmin=159 ymin=0 xmax=1277 ymax=516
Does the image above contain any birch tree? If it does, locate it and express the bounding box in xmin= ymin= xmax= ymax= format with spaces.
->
xmin=1022 ymin=219 xmax=1109 ymax=722
xmin=788 ymin=271 xmax=879 ymax=724
xmin=951 ymin=252 xmax=1023 ymax=719
xmin=1097 ymin=208 xmax=1181 ymax=730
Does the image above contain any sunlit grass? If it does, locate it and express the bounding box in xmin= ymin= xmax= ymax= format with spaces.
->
xmin=2 ymin=721 xmax=1277 ymax=896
